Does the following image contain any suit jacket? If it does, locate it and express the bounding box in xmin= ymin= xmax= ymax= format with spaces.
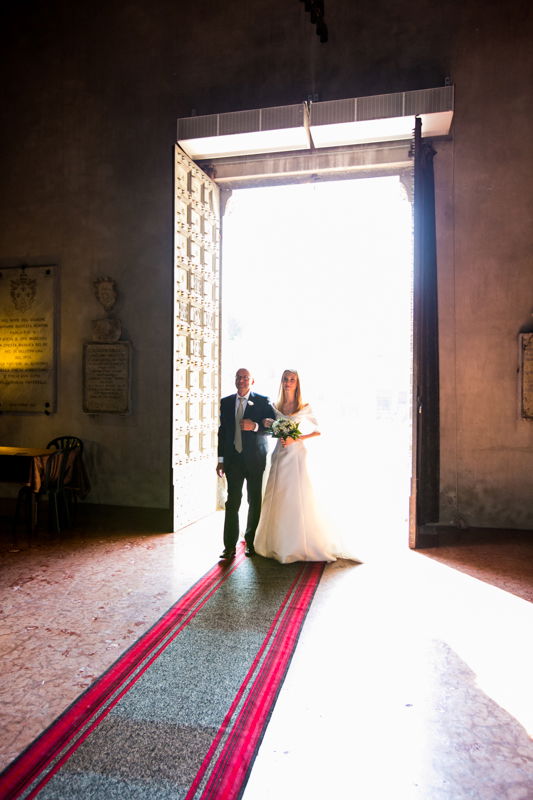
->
xmin=218 ymin=391 xmax=276 ymax=471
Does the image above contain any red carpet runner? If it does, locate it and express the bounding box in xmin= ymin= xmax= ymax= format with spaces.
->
xmin=0 ymin=547 xmax=324 ymax=799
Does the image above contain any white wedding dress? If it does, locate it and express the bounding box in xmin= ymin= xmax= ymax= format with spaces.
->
xmin=254 ymin=404 xmax=342 ymax=563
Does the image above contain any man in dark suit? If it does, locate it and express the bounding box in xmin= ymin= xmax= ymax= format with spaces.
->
xmin=216 ymin=367 xmax=276 ymax=559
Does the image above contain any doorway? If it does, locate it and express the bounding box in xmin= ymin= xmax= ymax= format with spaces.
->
xmin=221 ymin=176 xmax=413 ymax=557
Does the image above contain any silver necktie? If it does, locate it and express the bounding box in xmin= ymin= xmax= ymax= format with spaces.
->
xmin=234 ymin=397 xmax=246 ymax=452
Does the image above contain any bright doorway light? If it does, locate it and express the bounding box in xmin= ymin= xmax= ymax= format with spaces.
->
xmin=221 ymin=176 xmax=412 ymax=555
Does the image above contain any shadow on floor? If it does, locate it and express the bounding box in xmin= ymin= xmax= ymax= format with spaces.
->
xmin=0 ymin=498 xmax=174 ymax=551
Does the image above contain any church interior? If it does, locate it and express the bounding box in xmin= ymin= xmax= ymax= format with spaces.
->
xmin=1 ymin=0 xmax=533 ymax=797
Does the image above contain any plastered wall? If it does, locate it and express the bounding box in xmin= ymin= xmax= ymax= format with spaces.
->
xmin=436 ymin=12 xmax=533 ymax=528
xmin=1 ymin=0 xmax=532 ymax=525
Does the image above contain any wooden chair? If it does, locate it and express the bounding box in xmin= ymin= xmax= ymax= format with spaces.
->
xmin=46 ymin=436 xmax=84 ymax=454
xmin=46 ymin=436 xmax=86 ymax=526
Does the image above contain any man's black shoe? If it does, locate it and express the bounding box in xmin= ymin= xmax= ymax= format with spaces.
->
xmin=219 ymin=549 xmax=236 ymax=560
xmin=244 ymin=545 xmax=256 ymax=557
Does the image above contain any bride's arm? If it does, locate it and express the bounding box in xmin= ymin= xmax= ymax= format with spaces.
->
xmin=301 ymin=430 xmax=320 ymax=440
xmin=282 ymin=430 xmax=320 ymax=447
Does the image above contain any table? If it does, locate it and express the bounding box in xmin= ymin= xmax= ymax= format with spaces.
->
xmin=0 ymin=446 xmax=56 ymax=490
xmin=0 ymin=446 xmax=91 ymax=534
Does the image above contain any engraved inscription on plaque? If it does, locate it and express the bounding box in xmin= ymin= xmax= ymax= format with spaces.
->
xmin=520 ymin=333 xmax=533 ymax=419
xmin=83 ymin=342 xmax=131 ymax=414
xmin=0 ymin=266 xmax=56 ymax=413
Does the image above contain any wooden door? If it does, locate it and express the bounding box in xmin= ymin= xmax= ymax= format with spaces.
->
xmin=173 ymin=146 xmax=220 ymax=530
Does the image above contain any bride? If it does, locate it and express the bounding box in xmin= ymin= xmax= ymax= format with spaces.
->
xmin=254 ymin=369 xmax=344 ymax=563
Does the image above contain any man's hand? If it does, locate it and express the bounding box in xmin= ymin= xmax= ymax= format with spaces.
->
xmin=216 ymin=463 xmax=225 ymax=477
xmin=240 ymin=419 xmax=256 ymax=432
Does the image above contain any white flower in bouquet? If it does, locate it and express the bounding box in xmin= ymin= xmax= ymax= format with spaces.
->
xmin=270 ymin=418 xmax=301 ymax=441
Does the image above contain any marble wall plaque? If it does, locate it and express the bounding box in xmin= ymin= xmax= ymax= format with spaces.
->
xmin=0 ymin=266 xmax=56 ymax=413
xmin=83 ymin=341 xmax=131 ymax=414
xmin=520 ymin=333 xmax=533 ymax=419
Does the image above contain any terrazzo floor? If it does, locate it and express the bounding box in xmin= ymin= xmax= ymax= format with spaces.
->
xmin=0 ymin=512 xmax=532 ymax=799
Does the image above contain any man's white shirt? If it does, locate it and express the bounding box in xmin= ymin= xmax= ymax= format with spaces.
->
xmin=218 ymin=392 xmax=258 ymax=463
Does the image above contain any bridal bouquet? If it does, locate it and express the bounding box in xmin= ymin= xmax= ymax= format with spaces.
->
xmin=270 ymin=418 xmax=301 ymax=441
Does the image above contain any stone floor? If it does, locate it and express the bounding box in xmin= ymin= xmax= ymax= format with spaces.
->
xmin=0 ymin=511 xmax=532 ymax=799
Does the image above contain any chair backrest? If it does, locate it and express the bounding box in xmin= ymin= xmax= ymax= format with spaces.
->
xmin=41 ymin=449 xmax=67 ymax=492
xmin=47 ymin=436 xmax=84 ymax=453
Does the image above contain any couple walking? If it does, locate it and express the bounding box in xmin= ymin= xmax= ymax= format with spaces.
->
xmin=216 ymin=367 xmax=343 ymax=564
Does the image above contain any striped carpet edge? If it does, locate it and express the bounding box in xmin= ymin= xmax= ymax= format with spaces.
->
xmin=0 ymin=549 xmax=247 ymax=799
xmin=187 ymin=560 xmax=324 ymax=800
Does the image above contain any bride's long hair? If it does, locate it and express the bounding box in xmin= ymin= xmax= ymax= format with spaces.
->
xmin=276 ymin=369 xmax=306 ymax=412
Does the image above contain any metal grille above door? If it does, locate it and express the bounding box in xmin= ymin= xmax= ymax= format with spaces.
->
xmin=173 ymin=146 xmax=220 ymax=530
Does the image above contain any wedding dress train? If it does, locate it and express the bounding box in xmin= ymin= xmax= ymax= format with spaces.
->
xmin=254 ymin=405 xmax=343 ymax=564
